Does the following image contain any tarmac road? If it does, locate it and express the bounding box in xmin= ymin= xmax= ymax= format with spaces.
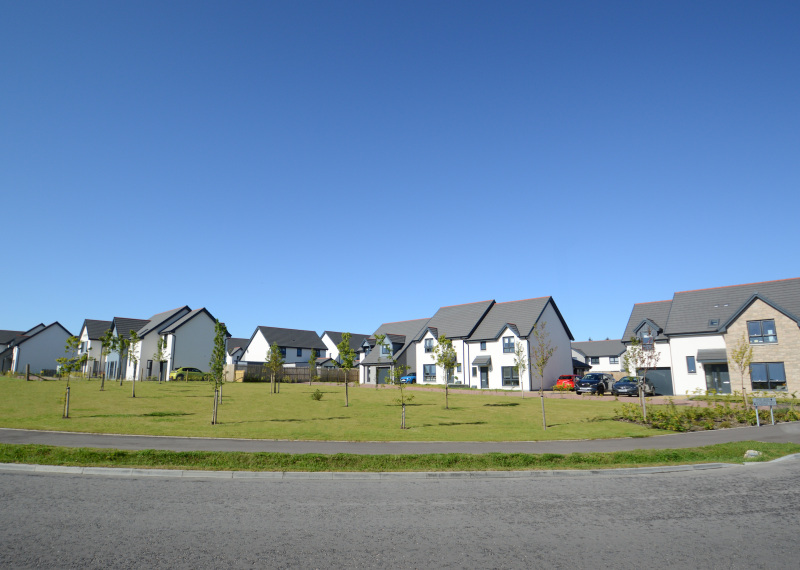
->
xmin=1 ymin=456 xmax=798 ymax=568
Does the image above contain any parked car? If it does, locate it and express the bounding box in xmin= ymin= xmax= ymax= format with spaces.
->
xmin=169 ymin=367 xmax=205 ymax=381
xmin=575 ymin=373 xmax=616 ymax=395
xmin=611 ymin=376 xmax=656 ymax=397
xmin=556 ymin=374 xmax=580 ymax=390
xmin=400 ymin=372 xmax=417 ymax=384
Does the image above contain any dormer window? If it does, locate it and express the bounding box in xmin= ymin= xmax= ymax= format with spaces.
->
xmin=502 ymin=337 xmax=514 ymax=353
xmin=708 ymin=319 xmax=719 ymax=327
xmin=424 ymin=338 xmax=434 ymax=353
xmin=641 ymin=332 xmax=654 ymax=350
xmin=381 ymin=343 xmax=391 ymax=355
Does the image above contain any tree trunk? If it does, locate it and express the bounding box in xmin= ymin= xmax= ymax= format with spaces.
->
xmin=742 ymin=376 xmax=750 ymax=409
xmin=540 ymin=393 xmax=547 ymax=430
xmin=345 ymin=375 xmax=349 ymax=407
xmin=100 ymin=372 xmax=105 ymax=391
xmin=131 ymin=372 xmax=135 ymax=398
xmin=445 ymin=381 xmax=449 ymax=410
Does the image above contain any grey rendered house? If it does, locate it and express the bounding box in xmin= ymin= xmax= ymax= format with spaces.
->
xmin=622 ymin=277 xmax=800 ymax=396
xmin=359 ymin=318 xmax=431 ymax=385
xmin=0 ymin=322 xmax=72 ymax=375
xmin=321 ymin=331 xmax=370 ymax=364
xmin=240 ymin=326 xmax=328 ymax=366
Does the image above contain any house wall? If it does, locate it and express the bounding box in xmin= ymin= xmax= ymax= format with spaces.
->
xmin=12 ymin=325 xmax=70 ymax=374
xmin=241 ymin=330 xmax=269 ymax=363
xmin=464 ymin=330 xmax=525 ymax=390
xmin=723 ymin=299 xmax=800 ymax=394
xmin=586 ymin=356 xmax=624 ymax=374
xmin=170 ymin=312 xmax=216 ymax=373
xmin=536 ymin=304 xmax=573 ymax=390
xmin=322 ymin=334 xmax=339 ymax=361
xmin=78 ymin=328 xmax=105 ymax=375
xmin=415 ymin=331 xmax=468 ymax=386
xmin=622 ymin=340 xmax=672 ymax=380
xmin=668 ymin=334 xmax=726 ymax=395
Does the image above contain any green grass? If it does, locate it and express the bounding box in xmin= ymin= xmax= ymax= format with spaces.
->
xmin=0 ymin=377 xmax=669 ymax=441
xmin=1 ymin=441 xmax=796 ymax=471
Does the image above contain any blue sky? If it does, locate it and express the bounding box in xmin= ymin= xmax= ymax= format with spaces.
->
xmin=2 ymin=1 xmax=798 ymax=342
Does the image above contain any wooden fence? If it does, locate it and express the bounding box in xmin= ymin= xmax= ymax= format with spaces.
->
xmin=234 ymin=364 xmax=359 ymax=384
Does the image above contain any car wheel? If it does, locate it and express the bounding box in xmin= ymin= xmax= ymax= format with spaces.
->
xmin=597 ymin=387 xmax=604 ymax=396
xmin=177 ymin=374 xmax=184 ymax=381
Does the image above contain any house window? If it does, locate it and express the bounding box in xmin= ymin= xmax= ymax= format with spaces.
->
xmin=423 ymin=364 xmax=436 ymax=382
xmin=424 ymin=338 xmax=434 ymax=353
xmin=472 ymin=367 xmax=477 ymax=377
xmin=750 ymin=362 xmax=786 ymax=391
xmin=319 ymin=350 xmax=325 ymax=358
xmin=501 ymin=366 xmax=519 ymax=386
xmin=502 ymin=337 xmax=514 ymax=353
xmin=456 ymin=364 xmax=462 ymax=373
xmin=610 ymin=357 xmax=619 ymax=364
xmin=708 ymin=319 xmax=720 ymax=327
xmin=748 ymin=320 xmax=777 ymax=344
xmin=641 ymin=333 xmax=654 ymax=350
xmin=480 ymin=341 xmax=486 ymax=351
xmin=590 ymin=357 xmax=600 ymax=365
xmin=381 ymin=344 xmax=391 ymax=355
xmin=296 ymin=348 xmax=302 ymax=357
xmin=686 ymin=356 xmax=696 ymax=374
xmin=79 ymin=342 xmax=87 ymax=353
xmin=279 ymin=347 xmax=286 ymax=357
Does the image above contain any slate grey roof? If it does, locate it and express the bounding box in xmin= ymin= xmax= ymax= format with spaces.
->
xmin=256 ymin=326 xmax=327 ymax=350
xmin=81 ymin=319 xmax=112 ymax=340
xmin=469 ymin=297 xmax=573 ymax=341
xmin=159 ymin=308 xmax=216 ymax=334
xmin=0 ymin=330 xmax=24 ymax=345
xmin=621 ymin=300 xmax=673 ymax=343
xmin=322 ymin=331 xmax=370 ymax=351
xmin=23 ymin=324 xmax=46 ymax=336
xmin=360 ymin=318 xmax=430 ymax=366
xmin=420 ymin=300 xmax=494 ymax=340
xmin=8 ymin=322 xmax=72 ymax=346
xmin=573 ymin=357 xmax=591 ymax=370
xmin=570 ymin=339 xmax=625 ymax=358
xmin=137 ymin=306 xmax=191 ymax=337
xmin=112 ymin=317 xmax=150 ymax=339
xmin=665 ymin=278 xmax=800 ymax=335
xmin=226 ymin=338 xmax=250 ymax=356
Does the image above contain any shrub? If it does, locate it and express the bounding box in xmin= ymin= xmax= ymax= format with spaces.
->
xmin=311 ymin=389 xmax=323 ymax=401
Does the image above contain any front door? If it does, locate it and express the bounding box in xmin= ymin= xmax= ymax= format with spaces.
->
xmin=480 ymin=367 xmax=489 ymax=389
xmin=705 ymin=364 xmax=730 ymax=394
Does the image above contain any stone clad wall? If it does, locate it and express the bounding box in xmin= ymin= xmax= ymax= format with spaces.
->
xmin=724 ymin=299 xmax=800 ymax=394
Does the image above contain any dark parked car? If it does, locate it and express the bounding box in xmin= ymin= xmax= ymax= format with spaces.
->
xmin=575 ymin=373 xmax=615 ymax=395
xmin=400 ymin=372 xmax=417 ymax=384
xmin=611 ymin=376 xmax=656 ymax=397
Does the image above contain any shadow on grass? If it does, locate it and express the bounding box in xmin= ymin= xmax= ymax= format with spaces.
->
xmin=84 ymin=411 xmax=194 ymax=419
xmin=484 ymin=402 xmax=519 ymax=407
xmin=267 ymin=416 xmax=350 ymax=423
xmin=420 ymin=421 xmax=488 ymax=427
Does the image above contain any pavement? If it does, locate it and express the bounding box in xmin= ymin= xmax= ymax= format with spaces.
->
xmin=2 ymin=423 xmax=799 ymax=478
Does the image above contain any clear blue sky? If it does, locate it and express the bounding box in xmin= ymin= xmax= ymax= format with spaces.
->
xmin=2 ymin=1 xmax=798 ymax=341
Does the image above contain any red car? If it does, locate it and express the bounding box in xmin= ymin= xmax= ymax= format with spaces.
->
xmin=556 ymin=375 xmax=580 ymax=390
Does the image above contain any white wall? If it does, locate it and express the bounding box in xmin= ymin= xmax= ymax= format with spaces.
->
xmin=621 ymin=340 xmax=672 ymax=378
xmin=535 ymin=303 xmax=574 ymax=390
xmin=668 ymin=334 xmax=726 ymax=396
xmin=586 ymin=355 xmax=624 ymax=373
xmin=12 ymin=325 xmax=70 ymax=374
xmin=322 ymin=334 xmax=339 ymax=361
xmin=464 ymin=329 xmax=526 ymax=390
xmin=241 ymin=330 xmax=269 ymax=363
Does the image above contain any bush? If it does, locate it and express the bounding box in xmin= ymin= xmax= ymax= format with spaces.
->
xmin=616 ymin=400 xmax=800 ymax=432
xmin=311 ymin=389 xmax=323 ymax=401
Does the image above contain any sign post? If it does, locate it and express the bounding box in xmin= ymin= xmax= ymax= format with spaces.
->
xmin=752 ymin=397 xmax=777 ymax=426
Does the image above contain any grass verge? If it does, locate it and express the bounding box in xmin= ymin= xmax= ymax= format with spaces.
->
xmin=1 ymin=441 xmax=797 ymax=472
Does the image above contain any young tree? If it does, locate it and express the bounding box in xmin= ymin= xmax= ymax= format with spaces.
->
xmin=728 ymin=334 xmax=754 ymax=409
xmin=308 ymin=348 xmax=317 ymax=386
xmin=209 ymin=320 xmax=228 ymax=424
xmin=386 ymin=362 xmax=413 ymax=428
xmin=337 ymin=333 xmax=356 ymax=407
xmin=373 ymin=334 xmax=386 ymax=389
xmin=622 ymin=326 xmax=660 ymax=421
xmin=56 ymin=336 xmax=85 ymax=388
xmin=99 ymin=329 xmax=116 ymax=391
xmin=152 ymin=337 xmax=168 ymax=383
xmin=264 ymin=342 xmax=284 ymax=394
xmin=431 ymin=335 xmax=459 ymax=410
xmin=529 ymin=322 xmax=556 ymax=430
xmin=513 ymin=340 xmax=528 ymax=399
xmin=128 ymin=330 xmax=141 ymax=398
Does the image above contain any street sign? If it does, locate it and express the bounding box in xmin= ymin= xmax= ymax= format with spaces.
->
xmin=752 ymin=397 xmax=777 ymax=426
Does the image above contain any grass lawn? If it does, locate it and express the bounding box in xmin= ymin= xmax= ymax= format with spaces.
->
xmin=0 ymin=377 xmax=671 ymax=441
xmin=2 ymin=441 xmax=797 ymax=472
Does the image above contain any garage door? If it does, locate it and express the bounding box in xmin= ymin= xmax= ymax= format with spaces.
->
xmin=639 ymin=367 xmax=673 ymax=396
xmin=376 ymin=367 xmax=389 ymax=384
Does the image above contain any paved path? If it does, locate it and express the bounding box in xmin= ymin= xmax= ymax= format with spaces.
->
xmin=2 ymin=422 xmax=799 ymax=454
